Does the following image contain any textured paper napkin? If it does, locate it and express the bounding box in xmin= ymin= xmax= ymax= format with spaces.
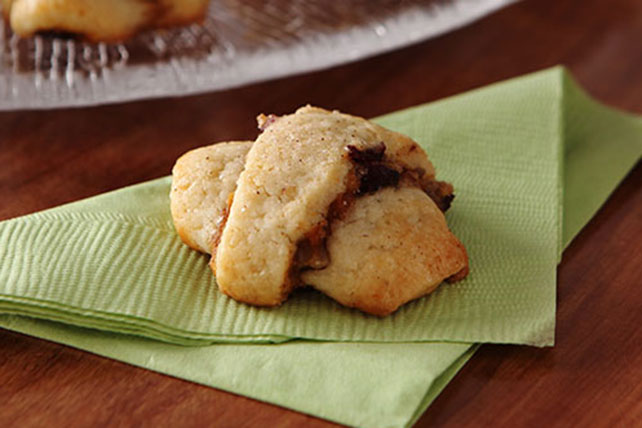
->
xmin=0 ymin=67 xmax=575 ymax=348
xmin=0 ymin=67 xmax=640 ymax=428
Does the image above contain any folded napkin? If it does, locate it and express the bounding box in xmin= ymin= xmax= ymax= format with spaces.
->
xmin=1 ymin=67 xmax=640 ymax=428
xmin=1 ymin=68 xmax=580 ymax=348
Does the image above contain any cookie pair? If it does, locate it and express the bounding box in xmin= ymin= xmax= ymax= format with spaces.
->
xmin=171 ymin=106 xmax=468 ymax=316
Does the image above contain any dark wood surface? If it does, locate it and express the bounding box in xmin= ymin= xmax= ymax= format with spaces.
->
xmin=1 ymin=0 xmax=641 ymax=426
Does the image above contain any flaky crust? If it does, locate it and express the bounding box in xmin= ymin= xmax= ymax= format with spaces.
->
xmin=214 ymin=106 xmax=437 ymax=307
xmin=1 ymin=0 xmax=210 ymax=43
xmin=170 ymin=141 xmax=252 ymax=254
xmin=302 ymin=187 xmax=468 ymax=316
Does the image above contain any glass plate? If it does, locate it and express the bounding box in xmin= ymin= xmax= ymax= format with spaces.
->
xmin=0 ymin=0 xmax=517 ymax=110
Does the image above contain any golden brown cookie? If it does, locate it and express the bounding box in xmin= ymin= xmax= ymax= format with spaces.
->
xmin=171 ymin=126 xmax=468 ymax=316
xmin=1 ymin=0 xmax=210 ymax=42
xmin=214 ymin=106 xmax=457 ymax=307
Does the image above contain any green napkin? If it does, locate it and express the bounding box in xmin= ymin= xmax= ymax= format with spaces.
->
xmin=0 ymin=67 xmax=640 ymax=428
xmin=1 ymin=68 xmax=588 ymax=348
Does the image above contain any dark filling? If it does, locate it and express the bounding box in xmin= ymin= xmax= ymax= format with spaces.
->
xmin=347 ymin=142 xmax=455 ymax=211
xmin=425 ymin=180 xmax=455 ymax=212
xmin=347 ymin=143 xmax=401 ymax=194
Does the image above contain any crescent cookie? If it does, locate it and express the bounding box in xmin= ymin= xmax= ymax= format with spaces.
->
xmin=170 ymin=141 xmax=252 ymax=254
xmin=1 ymin=0 xmax=210 ymax=42
xmin=213 ymin=106 xmax=467 ymax=309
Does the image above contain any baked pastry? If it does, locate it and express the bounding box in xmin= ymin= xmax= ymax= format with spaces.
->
xmin=170 ymin=141 xmax=252 ymax=254
xmin=215 ymin=106 xmax=450 ymax=306
xmin=1 ymin=0 xmax=211 ymax=42
xmin=170 ymin=107 xmax=469 ymax=316
xmin=302 ymin=187 xmax=468 ymax=315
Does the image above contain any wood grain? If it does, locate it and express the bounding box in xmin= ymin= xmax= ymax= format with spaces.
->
xmin=1 ymin=0 xmax=641 ymax=426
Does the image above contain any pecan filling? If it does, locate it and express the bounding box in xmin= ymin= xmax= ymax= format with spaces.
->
xmin=348 ymin=142 xmax=455 ymax=211
xmin=425 ymin=179 xmax=455 ymax=212
xmin=347 ymin=143 xmax=401 ymax=194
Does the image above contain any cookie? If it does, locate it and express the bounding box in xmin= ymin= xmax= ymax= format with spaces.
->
xmin=214 ymin=106 xmax=449 ymax=307
xmin=1 ymin=0 xmax=210 ymax=42
xmin=170 ymin=141 xmax=252 ymax=254
xmin=171 ymin=123 xmax=468 ymax=316
xmin=171 ymin=133 xmax=468 ymax=316
xmin=302 ymin=187 xmax=468 ymax=316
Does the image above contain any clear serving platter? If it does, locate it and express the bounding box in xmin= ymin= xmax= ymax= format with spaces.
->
xmin=0 ymin=0 xmax=517 ymax=110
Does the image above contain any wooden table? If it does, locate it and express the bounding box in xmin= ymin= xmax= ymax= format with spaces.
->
xmin=1 ymin=0 xmax=641 ymax=426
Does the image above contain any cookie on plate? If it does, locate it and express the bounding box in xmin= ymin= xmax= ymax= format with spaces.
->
xmin=1 ymin=0 xmax=210 ymax=42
